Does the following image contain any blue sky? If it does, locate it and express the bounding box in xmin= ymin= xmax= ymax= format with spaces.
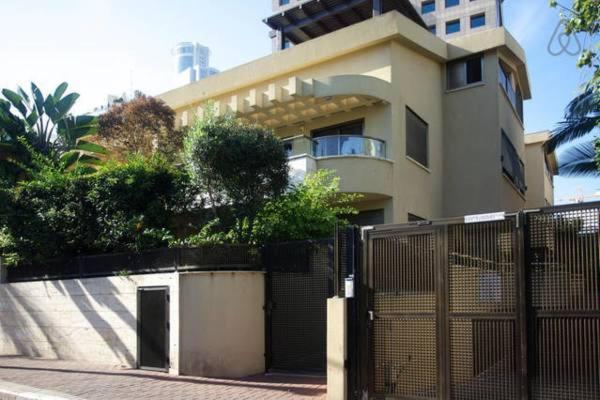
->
xmin=0 ymin=0 xmax=597 ymax=203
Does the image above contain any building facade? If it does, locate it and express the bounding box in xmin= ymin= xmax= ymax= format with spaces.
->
xmin=269 ymin=0 xmax=503 ymax=50
xmin=160 ymin=1 xmax=553 ymax=225
xmin=409 ymin=0 xmax=503 ymax=39
xmin=172 ymin=42 xmax=219 ymax=86
xmin=524 ymin=131 xmax=558 ymax=208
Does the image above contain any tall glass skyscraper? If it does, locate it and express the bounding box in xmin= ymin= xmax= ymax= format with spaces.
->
xmin=172 ymin=42 xmax=219 ymax=85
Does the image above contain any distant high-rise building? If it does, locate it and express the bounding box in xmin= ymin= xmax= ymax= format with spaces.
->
xmin=267 ymin=0 xmax=503 ymax=50
xmin=408 ymin=0 xmax=503 ymax=39
xmin=172 ymin=42 xmax=219 ymax=85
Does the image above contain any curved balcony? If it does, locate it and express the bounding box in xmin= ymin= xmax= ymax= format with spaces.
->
xmin=313 ymin=135 xmax=386 ymax=159
xmin=283 ymin=135 xmax=392 ymax=198
xmin=283 ymin=135 xmax=386 ymax=159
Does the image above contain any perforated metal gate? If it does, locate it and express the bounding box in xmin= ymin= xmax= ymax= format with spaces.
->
xmin=264 ymin=239 xmax=332 ymax=374
xmin=526 ymin=204 xmax=600 ymax=400
xmin=363 ymin=219 xmax=521 ymax=400
xmin=355 ymin=203 xmax=600 ymax=400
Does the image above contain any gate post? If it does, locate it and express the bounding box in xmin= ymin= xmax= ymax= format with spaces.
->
xmin=330 ymin=225 xmax=363 ymax=400
xmin=516 ymin=212 xmax=530 ymax=400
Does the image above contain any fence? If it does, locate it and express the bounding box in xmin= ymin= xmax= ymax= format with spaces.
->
xmin=5 ymin=244 xmax=260 ymax=282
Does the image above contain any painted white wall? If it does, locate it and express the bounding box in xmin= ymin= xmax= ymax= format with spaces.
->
xmin=179 ymin=271 xmax=265 ymax=378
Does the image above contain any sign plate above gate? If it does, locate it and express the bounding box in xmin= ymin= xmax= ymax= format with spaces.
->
xmin=464 ymin=211 xmax=506 ymax=224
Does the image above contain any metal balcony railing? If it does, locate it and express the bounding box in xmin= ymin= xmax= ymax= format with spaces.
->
xmin=283 ymin=135 xmax=386 ymax=159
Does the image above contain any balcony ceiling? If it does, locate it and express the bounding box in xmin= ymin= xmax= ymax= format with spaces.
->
xmin=197 ymin=75 xmax=392 ymax=129
xmin=239 ymin=94 xmax=384 ymax=128
xmin=264 ymin=0 xmax=426 ymax=45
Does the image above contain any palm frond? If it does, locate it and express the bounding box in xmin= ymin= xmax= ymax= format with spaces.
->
xmin=545 ymin=86 xmax=600 ymax=153
xmin=558 ymin=141 xmax=599 ymax=177
xmin=546 ymin=116 xmax=599 ymax=151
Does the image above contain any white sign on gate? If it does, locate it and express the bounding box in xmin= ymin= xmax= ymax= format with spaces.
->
xmin=464 ymin=212 xmax=506 ymax=224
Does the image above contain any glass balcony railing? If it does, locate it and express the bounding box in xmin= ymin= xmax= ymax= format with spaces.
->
xmin=283 ymin=135 xmax=387 ymax=159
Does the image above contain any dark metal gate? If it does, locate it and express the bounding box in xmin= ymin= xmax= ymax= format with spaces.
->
xmin=361 ymin=216 xmax=523 ymax=400
xmin=264 ymin=239 xmax=333 ymax=374
xmin=138 ymin=287 xmax=169 ymax=371
xmin=526 ymin=204 xmax=600 ymax=399
xmin=354 ymin=202 xmax=600 ymax=400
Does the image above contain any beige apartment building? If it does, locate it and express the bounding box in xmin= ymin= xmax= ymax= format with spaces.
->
xmin=159 ymin=0 xmax=556 ymax=225
xmin=525 ymin=131 xmax=557 ymax=208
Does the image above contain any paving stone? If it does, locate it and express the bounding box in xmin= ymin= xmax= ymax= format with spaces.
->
xmin=0 ymin=357 xmax=326 ymax=400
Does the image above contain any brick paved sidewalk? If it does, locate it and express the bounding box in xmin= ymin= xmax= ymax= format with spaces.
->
xmin=0 ymin=356 xmax=327 ymax=400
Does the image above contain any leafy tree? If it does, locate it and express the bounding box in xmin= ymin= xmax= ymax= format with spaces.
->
xmin=252 ymin=169 xmax=360 ymax=243
xmin=546 ymin=1 xmax=599 ymax=175
xmin=184 ymin=112 xmax=289 ymax=237
xmin=550 ymin=0 xmax=599 ymax=90
xmin=0 ymin=82 xmax=106 ymax=180
xmin=97 ymin=94 xmax=183 ymax=160
xmin=176 ymin=170 xmax=360 ymax=245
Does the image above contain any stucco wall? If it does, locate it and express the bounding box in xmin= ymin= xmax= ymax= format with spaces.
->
xmin=327 ymin=297 xmax=346 ymax=400
xmin=525 ymin=141 xmax=553 ymax=208
xmin=178 ymin=271 xmax=265 ymax=378
xmin=0 ymin=273 xmax=180 ymax=373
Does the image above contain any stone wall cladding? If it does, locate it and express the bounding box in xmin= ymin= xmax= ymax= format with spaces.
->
xmin=0 ymin=273 xmax=180 ymax=373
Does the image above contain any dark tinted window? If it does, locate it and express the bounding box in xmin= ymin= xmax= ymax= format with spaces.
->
xmin=446 ymin=19 xmax=461 ymax=34
xmin=422 ymin=0 xmax=435 ymax=14
xmin=346 ymin=209 xmax=385 ymax=226
xmin=466 ymin=57 xmax=482 ymax=84
xmin=501 ymin=131 xmax=526 ymax=194
xmin=446 ymin=0 xmax=460 ymax=8
xmin=428 ymin=25 xmax=437 ymax=34
xmin=312 ymin=120 xmax=363 ymax=138
xmin=279 ymin=0 xmax=290 ymax=5
xmin=406 ymin=107 xmax=429 ymax=168
xmin=471 ymin=13 xmax=486 ymax=28
xmin=447 ymin=55 xmax=483 ymax=89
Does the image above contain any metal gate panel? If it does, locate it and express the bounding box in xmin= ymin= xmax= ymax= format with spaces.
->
xmin=447 ymin=221 xmax=519 ymax=400
xmin=369 ymin=230 xmax=439 ymax=399
xmin=527 ymin=205 xmax=600 ymax=400
xmin=265 ymin=239 xmax=332 ymax=373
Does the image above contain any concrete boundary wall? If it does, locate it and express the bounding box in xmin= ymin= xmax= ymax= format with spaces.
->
xmin=0 ymin=273 xmax=181 ymax=373
xmin=0 ymin=270 xmax=266 ymax=379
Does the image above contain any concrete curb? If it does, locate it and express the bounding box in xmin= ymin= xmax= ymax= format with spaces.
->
xmin=0 ymin=380 xmax=83 ymax=400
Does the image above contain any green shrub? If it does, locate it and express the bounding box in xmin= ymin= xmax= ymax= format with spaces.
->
xmin=1 ymin=155 xmax=196 ymax=264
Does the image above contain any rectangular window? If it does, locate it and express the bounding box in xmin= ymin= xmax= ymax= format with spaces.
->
xmin=428 ymin=24 xmax=437 ymax=34
xmin=282 ymin=38 xmax=292 ymax=49
xmin=446 ymin=0 xmax=460 ymax=8
xmin=422 ymin=0 xmax=436 ymax=14
xmin=279 ymin=0 xmax=290 ymax=5
xmin=446 ymin=19 xmax=461 ymax=34
xmin=447 ymin=55 xmax=483 ymax=90
xmin=406 ymin=107 xmax=429 ymax=168
xmin=501 ymin=131 xmax=526 ymax=194
xmin=346 ymin=209 xmax=385 ymax=226
xmin=498 ymin=61 xmax=524 ymax=121
xmin=471 ymin=13 xmax=486 ymax=29
xmin=466 ymin=57 xmax=482 ymax=84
